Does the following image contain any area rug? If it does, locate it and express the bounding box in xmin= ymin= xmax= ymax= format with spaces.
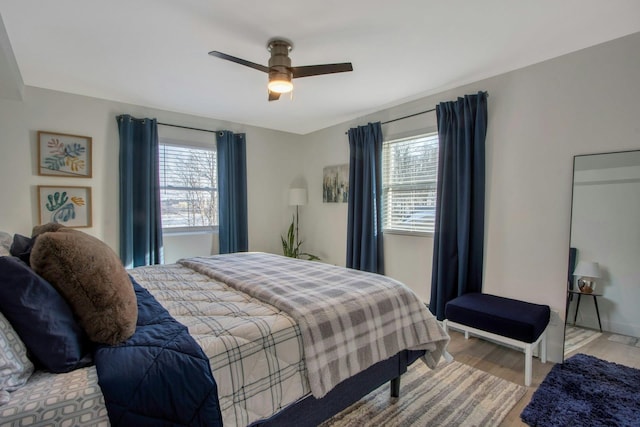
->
xmin=563 ymin=326 xmax=602 ymax=357
xmin=521 ymin=353 xmax=640 ymax=427
xmin=321 ymin=360 xmax=526 ymax=427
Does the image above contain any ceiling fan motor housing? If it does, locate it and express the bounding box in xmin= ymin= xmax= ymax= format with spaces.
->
xmin=268 ymin=39 xmax=293 ymax=83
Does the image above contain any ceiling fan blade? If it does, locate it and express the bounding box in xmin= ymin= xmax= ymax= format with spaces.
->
xmin=208 ymin=51 xmax=269 ymax=73
xmin=291 ymin=63 xmax=353 ymax=78
xmin=268 ymin=90 xmax=281 ymax=102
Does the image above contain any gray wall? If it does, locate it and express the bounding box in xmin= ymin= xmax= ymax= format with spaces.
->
xmin=299 ymin=32 xmax=640 ymax=362
xmin=0 ymin=87 xmax=304 ymax=256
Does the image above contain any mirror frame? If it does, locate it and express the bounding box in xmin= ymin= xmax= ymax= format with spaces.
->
xmin=563 ymin=148 xmax=640 ymax=360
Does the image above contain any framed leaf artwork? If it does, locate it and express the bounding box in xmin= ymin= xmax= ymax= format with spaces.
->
xmin=38 ymin=186 xmax=92 ymax=228
xmin=38 ymin=131 xmax=92 ymax=177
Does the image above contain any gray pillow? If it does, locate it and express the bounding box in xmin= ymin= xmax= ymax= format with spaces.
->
xmin=0 ymin=232 xmax=11 ymax=257
xmin=0 ymin=312 xmax=34 ymax=406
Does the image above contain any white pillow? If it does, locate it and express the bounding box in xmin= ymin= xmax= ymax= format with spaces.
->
xmin=0 ymin=312 xmax=34 ymax=405
xmin=0 ymin=232 xmax=11 ymax=257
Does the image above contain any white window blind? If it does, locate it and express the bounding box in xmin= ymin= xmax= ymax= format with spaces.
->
xmin=382 ymin=132 xmax=439 ymax=234
xmin=159 ymin=143 xmax=217 ymax=232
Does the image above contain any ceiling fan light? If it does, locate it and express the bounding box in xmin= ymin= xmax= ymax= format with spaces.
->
xmin=268 ymin=79 xmax=293 ymax=94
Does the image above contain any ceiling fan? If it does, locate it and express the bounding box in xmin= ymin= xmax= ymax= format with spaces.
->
xmin=208 ymin=39 xmax=353 ymax=101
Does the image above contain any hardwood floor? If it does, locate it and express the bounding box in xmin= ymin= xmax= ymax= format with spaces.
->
xmin=446 ymin=328 xmax=640 ymax=426
xmin=564 ymin=329 xmax=640 ymax=369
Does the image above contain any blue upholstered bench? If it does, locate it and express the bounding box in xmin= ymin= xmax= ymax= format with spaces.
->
xmin=443 ymin=293 xmax=550 ymax=386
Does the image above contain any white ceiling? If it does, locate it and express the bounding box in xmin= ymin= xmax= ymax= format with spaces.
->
xmin=1 ymin=1 xmax=639 ymax=135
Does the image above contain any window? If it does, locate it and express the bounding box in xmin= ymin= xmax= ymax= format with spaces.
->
xmin=159 ymin=141 xmax=217 ymax=233
xmin=382 ymin=132 xmax=439 ymax=234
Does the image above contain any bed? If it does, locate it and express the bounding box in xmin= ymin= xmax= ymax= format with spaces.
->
xmin=0 ymin=229 xmax=449 ymax=427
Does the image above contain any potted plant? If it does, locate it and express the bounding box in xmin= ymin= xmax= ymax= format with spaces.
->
xmin=281 ymin=214 xmax=319 ymax=261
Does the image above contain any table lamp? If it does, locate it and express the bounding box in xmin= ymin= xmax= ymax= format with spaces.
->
xmin=573 ymin=260 xmax=600 ymax=294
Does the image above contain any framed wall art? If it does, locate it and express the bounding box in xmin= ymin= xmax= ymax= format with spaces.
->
xmin=323 ymin=164 xmax=349 ymax=203
xmin=38 ymin=131 xmax=92 ymax=177
xmin=38 ymin=185 xmax=92 ymax=228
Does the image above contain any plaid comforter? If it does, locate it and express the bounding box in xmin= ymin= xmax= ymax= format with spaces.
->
xmin=180 ymin=252 xmax=450 ymax=398
xmin=129 ymin=263 xmax=309 ymax=426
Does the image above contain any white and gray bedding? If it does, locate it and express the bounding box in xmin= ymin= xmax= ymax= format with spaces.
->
xmin=1 ymin=252 xmax=449 ymax=426
xmin=132 ymin=262 xmax=310 ymax=426
xmin=182 ymin=252 xmax=450 ymax=398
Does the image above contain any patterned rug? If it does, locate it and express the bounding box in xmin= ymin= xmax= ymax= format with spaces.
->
xmin=321 ymin=360 xmax=526 ymax=427
xmin=521 ymin=353 xmax=640 ymax=427
xmin=563 ymin=326 xmax=602 ymax=357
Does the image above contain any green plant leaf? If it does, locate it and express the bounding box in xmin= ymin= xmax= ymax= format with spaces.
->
xmin=280 ymin=214 xmax=320 ymax=260
xmin=300 ymin=252 xmax=321 ymax=261
xmin=288 ymin=219 xmax=295 ymax=246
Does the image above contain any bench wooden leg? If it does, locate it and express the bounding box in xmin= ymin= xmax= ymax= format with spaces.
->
xmin=540 ymin=332 xmax=547 ymax=364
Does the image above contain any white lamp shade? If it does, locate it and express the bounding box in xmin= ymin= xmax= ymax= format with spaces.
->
xmin=288 ymin=188 xmax=307 ymax=206
xmin=573 ymin=260 xmax=601 ymax=278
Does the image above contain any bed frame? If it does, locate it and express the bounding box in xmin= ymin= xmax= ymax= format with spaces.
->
xmin=251 ymin=349 xmax=425 ymax=426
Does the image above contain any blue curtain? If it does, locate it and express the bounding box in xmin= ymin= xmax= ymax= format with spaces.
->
xmin=116 ymin=114 xmax=163 ymax=268
xmin=216 ymin=131 xmax=248 ymax=253
xmin=429 ymin=92 xmax=488 ymax=320
xmin=346 ymin=122 xmax=384 ymax=274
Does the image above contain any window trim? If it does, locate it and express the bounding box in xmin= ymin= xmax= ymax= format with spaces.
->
xmin=162 ymin=225 xmax=219 ymax=236
xmin=383 ymin=228 xmax=433 ymax=237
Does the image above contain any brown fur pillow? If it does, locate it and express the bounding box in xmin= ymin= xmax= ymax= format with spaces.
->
xmin=32 ymin=222 xmax=66 ymax=237
xmin=29 ymin=227 xmax=137 ymax=345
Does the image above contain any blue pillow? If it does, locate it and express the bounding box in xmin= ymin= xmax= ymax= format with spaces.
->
xmin=0 ymin=256 xmax=92 ymax=373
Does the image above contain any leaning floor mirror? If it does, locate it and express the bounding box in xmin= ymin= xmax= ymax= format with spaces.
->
xmin=564 ymin=149 xmax=640 ymax=364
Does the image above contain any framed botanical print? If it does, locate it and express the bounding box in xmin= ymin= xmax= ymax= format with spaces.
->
xmin=38 ymin=131 xmax=92 ymax=178
xmin=38 ymin=185 xmax=92 ymax=228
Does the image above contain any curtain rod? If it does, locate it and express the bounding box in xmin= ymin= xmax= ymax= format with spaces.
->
xmin=160 ymin=109 xmax=436 ymax=136
xmin=381 ymin=108 xmax=436 ymax=125
xmin=344 ymin=92 xmax=489 ymax=134
xmin=158 ymin=122 xmax=218 ymax=134
xmin=343 ymin=108 xmax=435 ymax=135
